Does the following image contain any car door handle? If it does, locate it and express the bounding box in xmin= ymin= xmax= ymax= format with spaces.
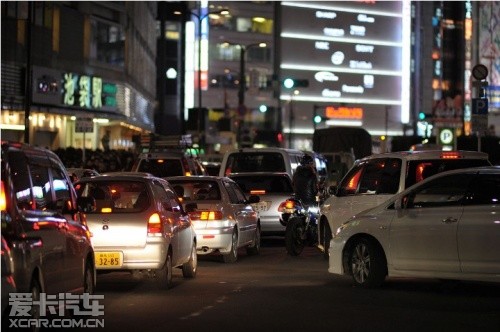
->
xmin=442 ymin=217 xmax=458 ymax=224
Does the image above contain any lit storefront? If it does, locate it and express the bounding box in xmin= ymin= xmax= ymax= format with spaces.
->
xmin=1 ymin=66 xmax=155 ymax=150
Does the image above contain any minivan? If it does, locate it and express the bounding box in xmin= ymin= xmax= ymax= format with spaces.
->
xmin=317 ymin=150 xmax=491 ymax=258
xmin=1 ymin=141 xmax=95 ymax=319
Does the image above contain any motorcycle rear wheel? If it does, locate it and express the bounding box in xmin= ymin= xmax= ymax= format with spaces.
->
xmin=285 ymin=217 xmax=305 ymax=256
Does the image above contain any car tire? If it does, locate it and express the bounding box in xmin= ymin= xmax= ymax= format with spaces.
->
xmin=222 ymin=229 xmax=238 ymax=263
xmin=83 ymin=261 xmax=95 ymax=294
xmin=29 ymin=277 xmax=42 ymax=332
xmin=349 ymin=238 xmax=386 ymax=288
xmin=322 ymin=222 xmax=332 ymax=260
xmin=182 ymin=243 xmax=197 ymax=278
xmin=246 ymin=225 xmax=261 ymax=256
xmin=155 ymin=251 xmax=173 ymax=290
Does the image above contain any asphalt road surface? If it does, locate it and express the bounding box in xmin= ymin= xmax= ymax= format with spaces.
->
xmin=78 ymin=237 xmax=499 ymax=332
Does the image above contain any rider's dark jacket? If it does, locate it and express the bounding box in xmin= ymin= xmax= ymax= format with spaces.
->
xmin=292 ymin=165 xmax=318 ymax=207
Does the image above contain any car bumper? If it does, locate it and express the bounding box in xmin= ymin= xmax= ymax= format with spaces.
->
xmin=328 ymin=237 xmax=346 ymax=275
xmin=195 ymin=226 xmax=234 ymax=253
xmin=94 ymin=239 xmax=167 ymax=270
xmin=260 ymin=215 xmax=286 ymax=233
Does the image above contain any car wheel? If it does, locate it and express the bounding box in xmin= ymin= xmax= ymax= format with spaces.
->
xmin=222 ymin=229 xmax=238 ymax=263
xmin=322 ymin=222 xmax=332 ymax=260
xmin=349 ymin=238 xmax=386 ymax=288
xmin=246 ymin=225 xmax=261 ymax=256
xmin=29 ymin=277 xmax=42 ymax=332
xmin=83 ymin=261 xmax=95 ymax=294
xmin=182 ymin=242 xmax=197 ymax=278
xmin=155 ymin=251 xmax=173 ymax=289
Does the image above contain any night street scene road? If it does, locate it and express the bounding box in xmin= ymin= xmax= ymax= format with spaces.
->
xmin=1 ymin=1 xmax=500 ymax=332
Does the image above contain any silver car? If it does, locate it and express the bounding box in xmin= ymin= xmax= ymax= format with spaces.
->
xmin=228 ymin=172 xmax=294 ymax=235
xmin=74 ymin=172 xmax=197 ymax=289
xmin=166 ymin=176 xmax=261 ymax=263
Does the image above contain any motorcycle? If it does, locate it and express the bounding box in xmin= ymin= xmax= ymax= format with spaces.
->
xmin=278 ymin=196 xmax=320 ymax=256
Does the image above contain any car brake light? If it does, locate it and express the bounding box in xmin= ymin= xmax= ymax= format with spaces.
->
xmin=251 ymin=190 xmax=266 ymax=195
xmin=441 ymin=152 xmax=461 ymax=159
xmin=147 ymin=213 xmax=162 ymax=235
xmin=278 ymin=200 xmax=295 ymax=212
xmin=188 ymin=211 xmax=223 ymax=221
xmin=0 ymin=181 xmax=6 ymax=211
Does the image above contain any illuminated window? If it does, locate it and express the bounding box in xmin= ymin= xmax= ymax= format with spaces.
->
xmin=90 ymin=17 xmax=125 ymax=67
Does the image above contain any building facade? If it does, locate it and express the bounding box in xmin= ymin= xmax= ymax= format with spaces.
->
xmin=1 ymin=2 xmax=157 ymax=151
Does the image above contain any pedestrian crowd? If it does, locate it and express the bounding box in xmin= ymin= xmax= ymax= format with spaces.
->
xmin=54 ymin=147 xmax=137 ymax=173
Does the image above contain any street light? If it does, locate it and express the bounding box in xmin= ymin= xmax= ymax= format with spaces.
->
xmin=222 ymin=41 xmax=266 ymax=146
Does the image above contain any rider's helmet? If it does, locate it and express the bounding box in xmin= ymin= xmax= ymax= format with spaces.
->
xmin=299 ymin=154 xmax=314 ymax=167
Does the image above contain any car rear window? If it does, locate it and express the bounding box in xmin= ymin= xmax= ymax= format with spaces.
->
xmin=405 ymin=159 xmax=491 ymax=188
xmin=230 ymin=176 xmax=293 ymax=194
xmin=168 ymin=180 xmax=221 ymax=201
xmin=225 ymin=152 xmax=286 ymax=174
xmin=75 ymin=180 xmax=149 ymax=213
xmin=137 ymin=159 xmax=184 ymax=177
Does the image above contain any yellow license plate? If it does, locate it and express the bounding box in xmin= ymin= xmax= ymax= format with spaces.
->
xmin=95 ymin=252 xmax=123 ymax=268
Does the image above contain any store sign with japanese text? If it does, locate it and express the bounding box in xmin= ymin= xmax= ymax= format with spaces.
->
xmin=31 ymin=66 xmax=118 ymax=112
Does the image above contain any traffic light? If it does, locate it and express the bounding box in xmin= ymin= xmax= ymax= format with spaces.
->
xmin=283 ymin=78 xmax=309 ymax=89
xmin=313 ymin=115 xmax=323 ymax=124
xmin=418 ymin=112 xmax=432 ymax=120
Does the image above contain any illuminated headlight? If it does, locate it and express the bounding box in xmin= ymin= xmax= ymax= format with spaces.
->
xmin=308 ymin=206 xmax=320 ymax=214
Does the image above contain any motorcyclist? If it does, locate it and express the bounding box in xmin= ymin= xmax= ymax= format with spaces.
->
xmin=292 ymin=154 xmax=319 ymax=208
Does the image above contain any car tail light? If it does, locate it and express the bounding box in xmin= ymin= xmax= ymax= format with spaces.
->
xmin=101 ymin=207 xmax=112 ymax=213
xmin=0 ymin=181 xmax=6 ymax=211
xmin=251 ymin=190 xmax=266 ymax=195
xmin=441 ymin=152 xmax=461 ymax=159
xmin=147 ymin=213 xmax=162 ymax=235
xmin=188 ymin=211 xmax=223 ymax=221
xmin=278 ymin=200 xmax=295 ymax=212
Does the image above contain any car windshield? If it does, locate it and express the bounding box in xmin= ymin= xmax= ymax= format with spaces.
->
xmin=225 ymin=152 xmax=286 ymax=173
xmin=137 ymin=159 xmax=184 ymax=177
xmin=75 ymin=180 xmax=149 ymax=213
xmin=168 ymin=180 xmax=221 ymax=201
xmin=230 ymin=175 xmax=293 ymax=194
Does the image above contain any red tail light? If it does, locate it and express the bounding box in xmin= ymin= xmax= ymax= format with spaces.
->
xmin=188 ymin=211 xmax=223 ymax=221
xmin=278 ymin=200 xmax=295 ymax=212
xmin=441 ymin=152 xmax=461 ymax=159
xmin=147 ymin=213 xmax=162 ymax=235
xmin=0 ymin=181 xmax=6 ymax=211
xmin=250 ymin=190 xmax=266 ymax=195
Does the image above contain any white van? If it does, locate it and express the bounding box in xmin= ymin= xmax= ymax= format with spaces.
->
xmin=219 ymin=148 xmax=304 ymax=178
xmin=317 ymin=150 xmax=491 ymax=258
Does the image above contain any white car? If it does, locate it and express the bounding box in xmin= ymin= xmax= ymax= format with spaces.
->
xmin=166 ymin=176 xmax=261 ymax=263
xmin=328 ymin=166 xmax=500 ymax=287
xmin=318 ymin=150 xmax=491 ymax=258
xmin=75 ymin=172 xmax=197 ymax=289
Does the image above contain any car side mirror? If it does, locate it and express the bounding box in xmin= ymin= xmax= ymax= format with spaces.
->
xmin=247 ymin=195 xmax=260 ymax=204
